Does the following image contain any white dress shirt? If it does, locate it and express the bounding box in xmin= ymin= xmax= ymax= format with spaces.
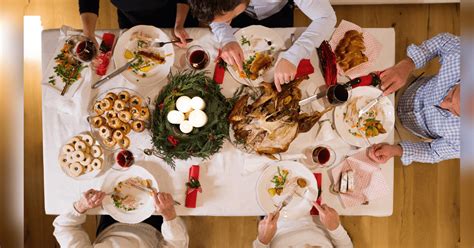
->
xmin=210 ymin=0 xmax=337 ymax=67
xmin=53 ymin=206 xmax=189 ymax=248
xmin=253 ymin=216 xmax=353 ymax=248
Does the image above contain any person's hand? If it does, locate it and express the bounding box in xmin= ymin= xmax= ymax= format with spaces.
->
xmin=380 ymin=58 xmax=416 ymax=96
xmin=74 ymin=189 xmax=106 ymax=214
xmin=257 ymin=211 xmax=280 ymax=245
xmin=173 ymin=26 xmax=190 ymax=48
xmin=221 ymin=41 xmax=244 ymax=72
xmin=314 ymin=203 xmax=340 ymax=231
xmin=367 ymin=143 xmax=403 ymax=164
xmin=153 ymin=192 xmax=177 ymax=221
xmin=274 ymin=58 xmax=297 ymax=92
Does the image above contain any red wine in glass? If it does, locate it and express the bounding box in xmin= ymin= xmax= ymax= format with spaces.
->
xmin=312 ymin=146 xmax=331 ymax=165
xmin=116 ymin=150 xmax=134 ymax=168
xmin=326 ymin=84 xmax=349 ymax=106
xmin=76 ymin=40 xmax=97 ymax=62
xmin=189 ymin=50 xmax=209 ymax=70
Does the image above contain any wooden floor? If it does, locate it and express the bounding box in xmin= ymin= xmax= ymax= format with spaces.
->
xmin=24 ymin=2 xmax=460 ymax=248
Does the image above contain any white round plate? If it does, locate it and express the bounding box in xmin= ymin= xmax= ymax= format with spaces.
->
xmin=113 ymin=25 xmax=174 ymax=86
xmin=58 ymin=132 xmax=107 ymax=180
xmin=228 ymin=25 xmax=285 ymax=86
xmin=256 ymin=161 xmax=318 ymax=220
xmin=334 ymin=86 xmax=395 ymax=148
xmin=101 ymin=165 xmax=158 ymax=224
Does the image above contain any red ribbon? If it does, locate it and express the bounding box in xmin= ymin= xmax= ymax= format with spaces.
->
xmin=185 ymin=165 xmax=200 ymax=208
xmin=310 ymin=173 xmax=322 ymax=215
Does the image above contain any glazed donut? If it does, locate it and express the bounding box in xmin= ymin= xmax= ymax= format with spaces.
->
xmin=107 ymin=117 xmax=123 ymax=129
xmin=118 ymin=111 xmax=132 ymax=123
xmin=104 ymin=110 xmax=117 ymax=120
xmin=62 ymin=144 xmax=75 ymax=154
xmin=59 ymin=154 xmax=70 ymax=167
xmin=103 ymin=137 xmax=116 ymax=148
xmin=118 ymin=136 xmax=130 ymax=149
xmin=94 ymin=101 xmax=105 ymax=115
xmin=91 ymin=116 xmax=105 ymax=128
xmin=99 ymin=125 xmax=112 ymax=139
xmin=138 ymin=107 xmax=150 ymax=121
xmin=131 ymin=106 xmax=141 ymax=120
xmin=91 ymin=145 xmax=102 ymax=158
xmin=112 ymin=129 xmax=124 ymax=142
xmin=101 ymin=98 xmax=113 ymax=111
xmin=80 ymin=154 xmax=92 ymax=166
xmin=74 ymin=141 xmax=87 ymax=151
xmin=118 ymin=91 xmax=130 ymax=102
xmin=80 ymin=134 xmax=94 ymax=146
xmin=105 ymin=92 xmax=118 ymax=102
xmin=68 ymin=137 xmax=81 ymax=146
xmin=119 ymin=123 xmax=131 ymax=135
xmin=113 ymin=99 xmax=126 ymax=112
xmin=71 ymin=150 xmax=86 ymax=162
xmin=68 ymin=162 xmax=83 ymax=177
xmin=129 ymin=95 xmax=142 ymax=107
xmin=132 ymin=120 xmax=145 ymax=132
xmin=91 ymin=158 xmax=103 ymax=170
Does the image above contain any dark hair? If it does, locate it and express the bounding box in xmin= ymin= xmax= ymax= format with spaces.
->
xmin=188 ymin=0 xmax=250 ymax=24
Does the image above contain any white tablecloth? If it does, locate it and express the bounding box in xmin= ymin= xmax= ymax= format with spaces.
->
xmin=42 ymin=27 xmax=395 ymax=216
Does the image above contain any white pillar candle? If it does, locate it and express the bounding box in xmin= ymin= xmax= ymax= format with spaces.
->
xmin=167 ymin=110 xmax=185 ymax=124
xmin=189 ymin=109 xmax=208 ymax=128
xmin=176 ymin=96 xmax=192 ymax=113
xmin=179 ymin=120 xmax=194 ymax=134
xmin=190 ymin=96 xmax=206 ymax=110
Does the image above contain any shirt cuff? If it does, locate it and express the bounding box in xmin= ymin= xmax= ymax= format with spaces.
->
xmin=253 ymin=239 xmax=270 ymax=248
xmin=328 ymin=224 xmax=346 ymax=236
xmin=280 ymin=50 xmax=301 ymax=68
xmin=407 ymin=44 xmax=426 ymax=70
xmin=399 ymin=142 xmax=416 ymax=165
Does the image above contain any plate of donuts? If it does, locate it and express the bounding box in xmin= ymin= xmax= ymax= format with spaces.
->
xmin=58 ymin=132 xmax=107 ymax=180
xmin=88 ymin=87 xmax=150 ymax=151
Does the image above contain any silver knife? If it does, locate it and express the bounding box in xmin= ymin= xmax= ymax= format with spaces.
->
xmin=357 ymin=93 xmax=384 ymax=118
xmin=298 ymin=90 xmax=327 ymax=106
xmin=91 ymin=57 xmax=137 ymax=89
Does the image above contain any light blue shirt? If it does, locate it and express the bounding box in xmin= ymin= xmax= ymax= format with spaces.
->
xmin=209 ymin=0 xmax=337 ymax=67
xmin=398 ymin=33 xmax=460 ymax=165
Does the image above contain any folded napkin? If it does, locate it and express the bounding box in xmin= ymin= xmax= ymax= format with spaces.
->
xmin=310 ymin=173 xmax=322 ymax=215
xmin=213 ymin=49 xmax=225 ymax=84
xmin=185 ymin=165 xmax=201 ymax=208
xmin=331 ymin=151 xmax=389 ymax=208
xmin=295 ymin=59 xmax=315 ymax=79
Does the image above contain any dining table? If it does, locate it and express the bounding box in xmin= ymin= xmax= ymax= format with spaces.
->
xmin=41 ymin=26 xmax=395 ymax=217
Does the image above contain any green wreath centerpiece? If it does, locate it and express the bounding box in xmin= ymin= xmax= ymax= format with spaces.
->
xmin=148 ymin=70 xmax=232 ymax=169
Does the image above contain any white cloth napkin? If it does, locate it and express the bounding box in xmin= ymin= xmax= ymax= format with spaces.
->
xmin=316 ymin=120 xmax=336 ymax=142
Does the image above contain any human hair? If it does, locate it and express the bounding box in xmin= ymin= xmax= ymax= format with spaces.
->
xmin=187 ymin=0 xmax=250 ymax=24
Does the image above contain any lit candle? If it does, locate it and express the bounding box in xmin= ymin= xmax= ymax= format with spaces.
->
xmin=176 ymin=96 xmax=192 ymax=113
xmin=167 ymin=110 xmax=185 ymax=124
xmin=179 ymin=120 xmax=194 ymax=134
xmin=190 ymin=96 xmax=206 ymax=110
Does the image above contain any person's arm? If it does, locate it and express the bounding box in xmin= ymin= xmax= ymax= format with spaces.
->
xmin=78 ymin=0 xmax=99 ymax=40
xmin=161 ymin=217 xmax=189 ymax=248
xmin=154 ymin=192 xmax=189 ymax=247
xmin=399 ymin=138 xmax=460 ymax=165
xmin=53 ymin=206 xmax=94 ymax=248
xmin=407 ymin=33 xmax=460 ymax=70
xmin=174 ymin=2 xmax=191 ymax=47
xmin=209 ymin=22 xmax=237 ymax=47
xmin=327 ymin=224 xmax=353 ymax=248
xmin=280 ymin=0 xmax=337 ymax=67
xmin=252 ymin=212 xmax=279 ymax=248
